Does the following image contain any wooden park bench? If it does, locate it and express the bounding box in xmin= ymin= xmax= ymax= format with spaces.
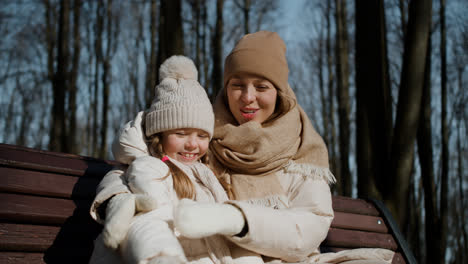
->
xmin=0 ymin=143 xmax=416 ymax=264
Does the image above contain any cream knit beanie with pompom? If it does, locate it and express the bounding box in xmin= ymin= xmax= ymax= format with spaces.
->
xmin=145 ymin=55 xmax=214 ymax=138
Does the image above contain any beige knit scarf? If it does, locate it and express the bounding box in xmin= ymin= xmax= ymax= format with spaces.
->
xmin=210 ymin=88 xmax=334 ymax=201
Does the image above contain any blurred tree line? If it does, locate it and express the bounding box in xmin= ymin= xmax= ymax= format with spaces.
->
xmin=0 ymin=0 xmax=466 ymax=263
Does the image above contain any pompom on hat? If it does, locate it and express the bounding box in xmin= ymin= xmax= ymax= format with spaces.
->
xmin=145 ymin=55 xmax=214 ymax=138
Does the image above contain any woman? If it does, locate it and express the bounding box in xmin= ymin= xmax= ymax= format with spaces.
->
xmin=174 ymin=31 xmax=394 ymax=264
xmin=89 ymin=31 xmax=394 ymax=264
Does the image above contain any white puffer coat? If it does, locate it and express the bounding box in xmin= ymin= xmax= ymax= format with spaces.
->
xmin=89 ymin=112 xmax=394 ymax=264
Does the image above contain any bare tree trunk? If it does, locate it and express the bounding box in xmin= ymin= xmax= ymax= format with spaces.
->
xmin=243 ymin=0 xmax=250 ymax=34
xmin=398 ymin=0 xmax=407 ymax=40
xmin=417 ymin=29 xmax=437 ymax=264
xmin=156 ymin=0 xmax=184 ymax=81
xmin=334 ymin=0 xmax=351 ymax=196
xmin=355 ymin=0 xmax=391 ymax=199
xmin=99 ymin=0 xmax=118 ymax=159
xmin=49 ymin=0 xmax=70 ymax=152
xmin=456 ymin=63 xmax=468 ymax=263
xmin=145 ymin=0 xmax=158 ymax=108
xmin=326 ymin=0 xmax=338 ymax=182
xmin=68 ymin=0 xmax=82 ymax=154
xmin=191 ymin=0 xmax=201 ymax=69
xmin=456 ymin=116 xmax=468 ymax=264
xmin=439 ymin=0 xmax=449 ymax=261
xmin=85 ymin=7 xmax=94 ymax=156
xmin=317 ymin=27 xmax=329 ymax=147
xmin=93 ymin=1 xmax=104 ymax=157
xmin=211 ymin=0 xmax=224 ymax=101
xmin=386 ymin=0 xmax=431 ymax=227
xmin=201 ymin=1 xmax=209 ymax=90
xmin=18 ymin=86 xmax=31 ymax=146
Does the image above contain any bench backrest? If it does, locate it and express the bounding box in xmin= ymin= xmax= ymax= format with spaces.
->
xmin=0 ymin=143 xmax=414 ymax=263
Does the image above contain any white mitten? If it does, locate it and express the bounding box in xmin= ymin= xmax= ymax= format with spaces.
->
xmin=102 ymin=193 xmax=135 ymax=249
xmin=174 ymin=199 xmax=245 ymax=239
xmin=135 ymin=194 xmax=159 ymax=213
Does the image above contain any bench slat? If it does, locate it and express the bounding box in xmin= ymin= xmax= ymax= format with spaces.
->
xmin=0 ymin=252 xmax=45 ymax=264
xmin=324 ymin=228 xmax=398 ymax=250
xmin=331 ymin=196 xmax=380 ymax=216
xmin=0 ymin=223 xmax=56 ymax=252
xmin=0 ymin=167 xmax=99 ymax=199
xmin=0 ymin=193 xmax=90 ymax=225
xmin=332 ymin=212 xmax=388 ymax=233
xmin=0 ymin=144 xmax=118 ymax=177
xmin=0 ymin=222 xmax=100 ymax=252
xmin=319 ymin=248 xmax=406 ymax=264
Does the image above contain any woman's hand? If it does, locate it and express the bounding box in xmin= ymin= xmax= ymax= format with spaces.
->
xmin=174 ymin=199 xmax=245 ymax=239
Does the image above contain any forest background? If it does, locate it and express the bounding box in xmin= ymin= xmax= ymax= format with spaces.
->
xmin=1 ymin=0 xmax=467 ymax=263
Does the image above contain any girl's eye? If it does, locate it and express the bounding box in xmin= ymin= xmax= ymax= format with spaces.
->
xmin=198 ymin=134 xmax=209 ymax=138
xmin=175 ymin=131 xmax=186 ymax=136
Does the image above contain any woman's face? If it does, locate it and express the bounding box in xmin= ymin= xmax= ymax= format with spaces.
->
xmin=226 ymin=73 xmax=278 ymax=125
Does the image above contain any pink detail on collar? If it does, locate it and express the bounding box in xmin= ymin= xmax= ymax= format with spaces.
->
xmin=161 ymin=156 xmax=169 ymax=162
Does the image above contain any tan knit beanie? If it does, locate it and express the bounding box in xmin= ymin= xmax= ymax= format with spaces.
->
xmin=223 ymin=31 xmax=289 ymax=93
xmin=145 ymin=55 xmax=214 ymax=138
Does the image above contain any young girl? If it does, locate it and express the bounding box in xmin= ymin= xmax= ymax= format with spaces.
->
xmin=89 ymin=55 xmax=260 ymax=264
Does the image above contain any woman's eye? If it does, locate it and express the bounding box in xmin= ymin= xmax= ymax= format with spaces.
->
xmin=256 ymin=84 xmax=270 ymax=90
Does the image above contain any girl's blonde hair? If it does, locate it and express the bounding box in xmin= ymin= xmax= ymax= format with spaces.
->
xmin=144 ymin=123 xmax=210 ymax=199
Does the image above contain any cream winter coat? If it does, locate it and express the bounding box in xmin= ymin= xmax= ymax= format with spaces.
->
xmin=89 ymin=112 xmax=394 ymax=264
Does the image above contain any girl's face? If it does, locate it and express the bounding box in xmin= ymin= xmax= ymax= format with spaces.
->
xmin=161 ymin=128 xmax=210 ymax=164
xmin=226 ymin=73 xmax=278 ymax=125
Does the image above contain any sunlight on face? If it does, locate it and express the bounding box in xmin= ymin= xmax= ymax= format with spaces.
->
xmin=226 ymin=73 xmax=278 ymax=125
xmin=161 ymin=128 xmax=210 ymax=164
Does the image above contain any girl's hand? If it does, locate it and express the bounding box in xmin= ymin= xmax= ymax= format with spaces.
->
xmin=102 ymin=193 xmax=136 ymax=249
xmin=102 ymin=193 xmax=158 ymax=249
xmin=174 ymin=199 xmax=245 ymax=239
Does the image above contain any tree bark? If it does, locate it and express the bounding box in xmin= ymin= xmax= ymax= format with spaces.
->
xmin=156 ymin=0 xmax=184 ymax=82
xmin=417 ymin=29 xmax=435 ymax=264
xmin=326 ymin=0 xmax=338 ymax=182
xmin=439 ymin=0 xmax=449 ymax=261
xmin=68 ymin=0 xmax=82 ymax=154
xmin=386 ymin=0 xmax=432 ymax=227
xmin=99 ymin=0 xmax=118 ymax=159
xmin=211 ymin=0 xmax=224 ymax=101
xmin=334 ymin=0 xmax=351 ymax=196
xmin=145 ymin=0 xmax=158 ymax=108
xmin=49 ymin=0 xmax=70 ymax=152
xmin=201 ymin=1 xmax=209 ymax=90
xmin=93 ymin=0 xmax=104 ymax=157
xmin=243 ymin=0 xmax=250 ymax=34
xmin=317 ymin=26 xmax=329 ymax=148
xmin=355 ymin=0 xmax=391 ymax=200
